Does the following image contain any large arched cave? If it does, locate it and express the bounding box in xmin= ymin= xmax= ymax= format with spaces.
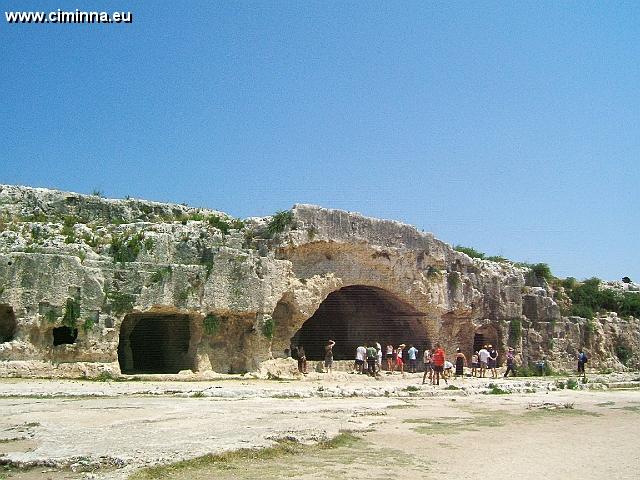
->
xmin=291 ymin=285 xmax=429 ymax=360
xmin=118 ymin=313 xmax=196 ymax=374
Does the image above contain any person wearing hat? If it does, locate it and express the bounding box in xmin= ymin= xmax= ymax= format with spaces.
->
xmin=395 ymin=344 xmax=405 ymax=374
xmin=454 ymin=348 xmax=466 ymax=378
xmin=504 ymin=347 xmax=516 ymax=378
xmin=477 ymin=345 xmax=490 ymax=378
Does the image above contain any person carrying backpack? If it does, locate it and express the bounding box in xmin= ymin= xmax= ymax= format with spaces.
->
xmin=577 ymin=348 xmax=588 ymax=380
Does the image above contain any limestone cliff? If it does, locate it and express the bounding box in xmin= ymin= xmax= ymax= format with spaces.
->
xmin=0 ymin=185 xmax=637 ymax=377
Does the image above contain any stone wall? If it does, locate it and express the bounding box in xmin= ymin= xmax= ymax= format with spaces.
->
xmin=0 ymin=185 xmax=637 ymax=377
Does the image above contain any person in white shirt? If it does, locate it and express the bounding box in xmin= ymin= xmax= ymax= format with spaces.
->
xmin=443 ymin=360 xmax=454 ymax=381
xmin=478 ymin=346 xmax=490 ymax=378
xmin=422 ymin=348 xmax=433 ymax=384
xmin=354 ymin=344 xmax=367 ymax=374
xmin=375 ymin=342 xmax=382 ymax=374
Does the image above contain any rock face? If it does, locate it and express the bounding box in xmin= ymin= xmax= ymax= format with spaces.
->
xmin=0 ymin=184 xmax=638 ymax=377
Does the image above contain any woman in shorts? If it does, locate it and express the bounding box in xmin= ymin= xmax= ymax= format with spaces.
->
xmin=471 ymin=351 xmax=479 ymax=377
xmin=386 ymin=344 xmax=395 ymax=372
xmin=395 ymin=344 xmax=405 ymax=374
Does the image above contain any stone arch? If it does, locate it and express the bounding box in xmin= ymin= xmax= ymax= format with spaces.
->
xmin=0 ymin=305 xmax=17 ymax=343
xmin=117 ymin=312 xmax=200 ymax=374
xmin=289 ymin=285 xmax=430 ymax=361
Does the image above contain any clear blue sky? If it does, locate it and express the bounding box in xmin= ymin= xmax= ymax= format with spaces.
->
xmin=2 ymin=1 xmax=638 ymax=281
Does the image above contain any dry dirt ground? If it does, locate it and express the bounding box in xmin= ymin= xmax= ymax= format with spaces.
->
xmin=0 ymin=373 xmax=639 ymax=480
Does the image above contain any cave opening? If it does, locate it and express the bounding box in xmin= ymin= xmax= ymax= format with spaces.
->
xmin=53 ymin=326 xmax=77 ymax=345
xmin=473 ymin=325 xmax=501 ymax=365
xmin=118 ymin=313 xmax=195 ymax=374
xmin=291 ymin=285 xmax=429 ymax=361
xmin=0 ymin=305 xmax=17 ymax=343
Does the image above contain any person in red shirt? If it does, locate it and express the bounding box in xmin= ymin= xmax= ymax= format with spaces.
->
xmin=432 ymin=343 xmax=446 ymax=385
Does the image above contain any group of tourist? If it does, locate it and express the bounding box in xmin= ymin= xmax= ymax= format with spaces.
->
xmin=293 ymin=340 xmax=590 ymax=380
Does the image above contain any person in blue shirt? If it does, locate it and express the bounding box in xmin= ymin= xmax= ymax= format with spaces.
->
xmin=407 ymin=344 xmax=418 ymax=373
xmin=577 ymin=348 xmax=588 ymax=380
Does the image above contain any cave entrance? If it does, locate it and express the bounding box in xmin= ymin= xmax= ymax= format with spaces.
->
xmin=473 ymin=333 xmax=485 ymax=353
xmin=53 ymin=326 xmax=77 ymax=345
xmin=0 ymin=305 xmax=17 ymax=343
xmin=291 ymin=285 xmax=429 ymax=361
xmin=473 ymin=324 xmax=501 ymax=365
xmin=118 ymin=313 xmax=195 ymax=374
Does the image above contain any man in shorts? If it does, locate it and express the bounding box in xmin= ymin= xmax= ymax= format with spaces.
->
xmin=478 ymin=345 xmax=490 ymax=378
xmin=432 ymin=343 xmax=446 ymax=385
xmin=422 ymin=348 xmax=433 ymax=384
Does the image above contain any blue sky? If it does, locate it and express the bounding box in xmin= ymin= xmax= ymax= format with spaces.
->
xmin=1 ymin=1 xmax=638 ymax=281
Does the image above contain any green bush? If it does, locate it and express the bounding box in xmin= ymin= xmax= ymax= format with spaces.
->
xmin=106 ymin=291 xmax=135 ymax=315
xmin=485 ymin=255 xmax=509 ymax=263
xmin=454 ymin=245 xmax=485 ymax=259
xmin=508 ymin=319 xmax=522 ymax=344
xmin=487 ymin=384 xmax=509 ymax=395
xmin=566 ymin=378 xmax=578 ymax=390
xmin=150 ymin=266 xmax=172 ymax=283
xmin=207 ymin=215 xmax=231 ymax=235
xmin=262 ymin=317 xmax=275 ymax=340
xmin=267 ymin=210 xmax=294 ymax=236
xmin=82 ymin=317 xmax=96 ymax=333
xmin=61 ymin=215 xmax=78 ymax=243
xmin=426 ymin=266 xmax=440 ymax=279
xmin=530 ymin=263 xmax=554 ymax=282
xmin=562 ymin=277 xmax=640 ymax=319
xmin=570 ymin=304 xmax=594 ymax=319
xmin=203 ymin=314 xmax=221 ymax=335
xmin=45 ymin=309 xmax=58 ymax=324
xmin=62 ymin=298 xmax=80 ymax=328
xmin=110 ymin=232 xmax=145 ymax=263
xmin=615 ymin=344 xmax=632 ymax=365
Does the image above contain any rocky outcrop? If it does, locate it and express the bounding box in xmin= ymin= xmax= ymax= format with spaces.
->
xmin=0 ymin=185 xmax=637 ymax=377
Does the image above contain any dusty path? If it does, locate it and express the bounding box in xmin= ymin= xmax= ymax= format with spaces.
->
xmin=0 ymin=374 xmax=638 ymax=479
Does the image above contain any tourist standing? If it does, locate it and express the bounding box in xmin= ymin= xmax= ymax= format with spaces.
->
xmin=504 ymin=347 xmax=516 ymax=378
xmin=396 ymin=344 xmax=405 ymax=374
xmin=297 ymin=345 xmax=307 ymax=374
xmin=324 ymin=340 xmax=335 ymax=374
xmin=478 ymin=345 xmax=490 ymax=378
xmin=366 ymin=343 xmax=377 ymax=377
xmin=577 ymin=348 xmax=588 ymax=380
xmin=471 ymin=351 xmax=479 ymax=377
xmin=375 ymin=342 xmax=382 ymax=374
xmin=432 ymin=343 xmax=445 ymax=385
xmin=386 ymin=343 xmax=395 ymax=373
xmin=422 ymin=348 xmax=433 ymax=384
xmin=407 ymin=344 xmax=418 ymax=373
xmin=488 ymin=345 xmax=498 ymax=379
xmin=455 ymin=348 xmax=466 ymax=378
xmin=354 ymin=344 xmax=366 ymax=374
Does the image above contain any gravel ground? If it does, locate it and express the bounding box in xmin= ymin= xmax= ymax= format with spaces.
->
xmin=0 ymin=372 xmax=638 ymax=479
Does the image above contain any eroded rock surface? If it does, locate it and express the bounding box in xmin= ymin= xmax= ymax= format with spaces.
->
xmin=0 ymin=185 xmax=638 ymax=377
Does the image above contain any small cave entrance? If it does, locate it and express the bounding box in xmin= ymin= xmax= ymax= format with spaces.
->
xmin=53 ymin=326 xmax=78 ymax=345
xmin=0 ymin=305 xmax=17 ymax=343
xmin=473 ymin=324 xmax=502 ymax=365
xmin=117 ymin=313 xmax=196 ymax=374
xmin=291 ymin=285 xmax=429 ymax=361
